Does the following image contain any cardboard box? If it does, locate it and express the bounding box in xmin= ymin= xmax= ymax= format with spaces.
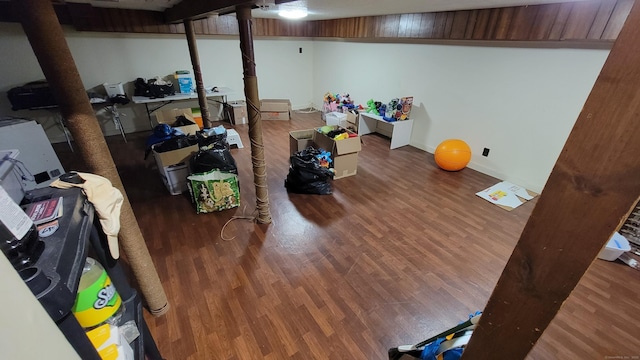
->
xmin=152 ymin=144 xmax=199 ymax=195
xmin=153 ymin=143 xmax=198 ymax=169
xmin=344 ymin=112 xmax=358 ymax=132
xmin=260 ymin=99 xmax=291 ymax=120
xmin=260 ymin=99 xmax=291 ymax=112
xmin=346 ymin=112 xmax=357 ymax=125
xmin=263 ymin=111 xmax=290 ymax=120
xmin=312 ymin=126 xmax=361 ymax=179
xmin=289 ymin=129 xmax=316 ymax=156
xmin=155 ymin=108 xmax=200 ymax=135
xmin=190 ymin=107 xmax=204 ymax=129
xmin=230 ymin=100 xmax=247 ymax=125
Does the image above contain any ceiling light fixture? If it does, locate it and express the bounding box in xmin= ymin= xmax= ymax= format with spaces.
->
xmin=278 ymin=8 xmax=308 ymax=19
xmin=278 ymin=1 xmax=308 ymax=20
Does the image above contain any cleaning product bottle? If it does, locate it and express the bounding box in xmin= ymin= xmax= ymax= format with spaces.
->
xmin=0 ymin=186 xmax=40 ymax=271
xmin=72 ymin=257 xmax=124 ymax=329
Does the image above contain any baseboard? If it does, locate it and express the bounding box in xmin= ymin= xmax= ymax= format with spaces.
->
xmin=414 ymin=142 xmax=544 ymax=194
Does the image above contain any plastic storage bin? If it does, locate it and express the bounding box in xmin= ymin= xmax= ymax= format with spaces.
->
xmin=103 ymin=83 xmax=125 ymax=98
xmin=325 ymin=112 xmax=347 ymax=126
xmin=598 ymin=232 xmax=631 ymax=261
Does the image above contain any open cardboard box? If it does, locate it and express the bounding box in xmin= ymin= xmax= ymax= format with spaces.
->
xmin=289 ymin=129 xmax=316 ymax=156
xmin=312 ymin=126 xmax=361 ymax=179
xmin=229 ymin=100 xmax=247 ymax=125
xmin=155 ymin=108 xmax=201 ymax=135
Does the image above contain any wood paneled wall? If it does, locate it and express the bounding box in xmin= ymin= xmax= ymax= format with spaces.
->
xmin=311 ymin=0 xmax=633 ymax=41
xmin=0 ymin=0 xmax=632 ymax=43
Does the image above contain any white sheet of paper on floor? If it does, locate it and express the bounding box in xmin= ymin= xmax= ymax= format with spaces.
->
xmin=476 ymin=181 xmax=538 ymax=211
xmin=501 ymin=181 xmax=533 ymax=201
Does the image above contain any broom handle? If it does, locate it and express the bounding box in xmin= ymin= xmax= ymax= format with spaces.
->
xmin=413 ymin=314 xmax=481 ymax=349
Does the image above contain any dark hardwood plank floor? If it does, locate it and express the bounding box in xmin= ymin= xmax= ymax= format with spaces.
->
xmin=53 ymin=111 xmax=640 ymax=359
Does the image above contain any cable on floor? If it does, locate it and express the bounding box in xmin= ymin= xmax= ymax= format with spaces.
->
xmin=220 ymin=205 xmax=256 ymax=241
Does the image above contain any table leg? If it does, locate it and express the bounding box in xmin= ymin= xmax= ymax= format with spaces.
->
xmin=109 ymin=104 xmax=127 ymax=143
xmin=56 ymin=113 xmax=74 ymax=152
xmin=144 ymin=104 xmax=153 ymax=129
xmin=207 ymin=96 xmax=228 ymax=122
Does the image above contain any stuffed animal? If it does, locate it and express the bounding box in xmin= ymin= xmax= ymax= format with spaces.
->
xmin=316 ymin=150 xmax=332 ymax=168
xmin=366 ymin=99 xmax=379 ymax=115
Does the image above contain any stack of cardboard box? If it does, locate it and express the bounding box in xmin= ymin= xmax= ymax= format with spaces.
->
xmin=289 ymin=126 xmax=361 ymax=179
xmin=260 ymin=99 xmax=291 ymax=120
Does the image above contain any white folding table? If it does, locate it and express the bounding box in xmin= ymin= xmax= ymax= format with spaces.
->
xmin=132 ymin=87 xmax=234 ymax=128
xmin=358 ymin=112 xmax=414 ymax=149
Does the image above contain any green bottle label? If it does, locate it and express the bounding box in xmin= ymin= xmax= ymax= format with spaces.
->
xmin=72 ymin=269 xmax=121 ymax=328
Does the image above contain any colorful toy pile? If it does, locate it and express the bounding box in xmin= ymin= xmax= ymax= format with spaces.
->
xmin=366 ymin=96 xmax=414 ymax=122
xmin=322 ymin=91 xmax=414 ymax=123
xmin=318 ymin=125 xmax=357 ymax=141
xmin=322 ymin=92 xmax=360 ymax=115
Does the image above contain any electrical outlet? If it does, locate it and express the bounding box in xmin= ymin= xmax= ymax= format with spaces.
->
xmin=482 ymin=148 xmax=490 ymax=157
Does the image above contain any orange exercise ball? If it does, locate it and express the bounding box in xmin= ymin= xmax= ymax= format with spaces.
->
xmin=434 ymin=139 xmax=471 ymax=171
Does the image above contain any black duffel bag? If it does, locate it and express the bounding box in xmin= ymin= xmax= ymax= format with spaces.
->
xmin=134 ymin=77 xmax=175 ymax=98
xmin=7 ymin=81 xmax=57 ymax=110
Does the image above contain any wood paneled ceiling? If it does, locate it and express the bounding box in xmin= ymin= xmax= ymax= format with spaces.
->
xmin=58 ymin=0 xmax=598 ymax=20
xmin=0 ymin=0 xmax=630 ymax=44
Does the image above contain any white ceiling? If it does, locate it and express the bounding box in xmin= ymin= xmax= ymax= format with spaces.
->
xmin=77 ymin=0 xmax=593 ymax=20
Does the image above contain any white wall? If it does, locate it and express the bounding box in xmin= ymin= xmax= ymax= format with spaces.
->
xmin=313 ymin=41 xmax=609 ymax=193
xmin=0 ymin=23 xmax=314 ymax=142
xmin=0 ymin=22 xmax=612 ymax=192
xmin=0 ymin=254 xmax=80 ymax=359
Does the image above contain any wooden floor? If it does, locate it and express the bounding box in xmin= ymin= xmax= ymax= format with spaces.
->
xmin=54 ymin=112 xmax=640 ymax=360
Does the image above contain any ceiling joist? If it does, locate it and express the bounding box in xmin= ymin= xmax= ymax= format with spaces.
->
xmin=164 ymin=0 xmax=254 ymax=23
xmin=163 ymin=0 xmax=295 ymax=23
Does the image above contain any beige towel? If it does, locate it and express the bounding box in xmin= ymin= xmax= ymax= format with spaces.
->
xmin=50 ymin=173 xmax=123 ymax=259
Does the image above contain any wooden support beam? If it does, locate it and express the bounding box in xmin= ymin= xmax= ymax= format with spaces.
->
xmin=13 ymin=0 xmax=169 ymax=317
xmin=183 ymin=19 xmax=212 ymax=128
xmin=236 ymin=4 xmax=272 ymax=224
xmin=164 ymin=0 xmax=253 ymax=23
xmin=461 ymin=1 xmax=640 ymax=359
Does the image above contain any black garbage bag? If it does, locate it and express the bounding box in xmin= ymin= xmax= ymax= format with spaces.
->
xmin=153 ymin=135 xmax=198 ymax=153
xmin=285 ymin=147 xmax=334 ymax=195
xmin=133 ymin=77 xmax=175 ymax=98
xmin=134 ymin=77 xmax=151 ymax=97
xmin=190 ymin=147 xmax=237 ymax=175
xmin=196 ymin=131 xmax=229 ymax=151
